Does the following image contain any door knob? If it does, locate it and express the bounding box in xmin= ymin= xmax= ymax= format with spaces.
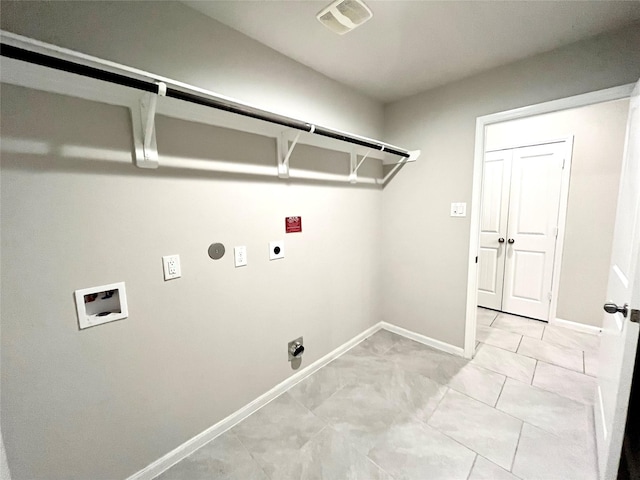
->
xmin=498 ymin=238 xmax=505 ymax=243
xmin=603 ymin=302 xmax=628 ymax=318
xmin=508 ymin=238 xmax=515 ymax=244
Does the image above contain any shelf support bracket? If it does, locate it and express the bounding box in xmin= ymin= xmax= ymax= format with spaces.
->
xmin=131 ymin=82 xmax=166 ymax=169
xmin=382 ymin=157 xmax=407 ymax=185
xmin=277 ymin=129 xmax=303 ymax=179
xmin=349 ymin=149 xmax=371 ymax=184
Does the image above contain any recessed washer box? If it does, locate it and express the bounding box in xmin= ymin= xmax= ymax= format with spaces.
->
xmin=74 ymin=282 xmax=128 ymax=330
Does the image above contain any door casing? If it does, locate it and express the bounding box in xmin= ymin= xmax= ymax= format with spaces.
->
xmin=464 ymin=83 xmax=636 ymax=359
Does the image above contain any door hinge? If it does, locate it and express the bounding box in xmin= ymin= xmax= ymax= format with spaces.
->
xmin=631 ymin=309 xmax=640 ymax=324
xmin=475 ymin=256 xmax=478 ymax=264
xmin=548 ymin=292 xmax=553 ymax=302
xmin=562 ymin=157 xmax=565 ymax=169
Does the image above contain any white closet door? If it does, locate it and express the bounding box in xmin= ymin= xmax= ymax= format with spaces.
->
xmin=478 ymin=150 xmax=512 ymax=310
xmin=502 ymin=143 xmax=564 ymax=320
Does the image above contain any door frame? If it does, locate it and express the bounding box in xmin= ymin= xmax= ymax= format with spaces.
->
xmin=464 ymin=83 xmax=636 ymax=359
xmin=483 ymin=137 xmax=574 ymax=322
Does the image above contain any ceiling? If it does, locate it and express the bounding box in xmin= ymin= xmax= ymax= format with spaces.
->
xmin=183 ymin=1 xmax=640 ymax=103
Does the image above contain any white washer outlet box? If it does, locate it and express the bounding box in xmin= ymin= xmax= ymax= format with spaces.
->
xmin=269 ymin=240 xmax=284 ymax=260
xmin=74 ymin=282 xmax=128 ymax=330
xmin=162 ymin=254 xmax=181 ymax=280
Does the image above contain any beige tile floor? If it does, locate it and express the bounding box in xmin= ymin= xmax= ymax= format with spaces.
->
xmin=157 ymin=309 xmax=600 ymax=480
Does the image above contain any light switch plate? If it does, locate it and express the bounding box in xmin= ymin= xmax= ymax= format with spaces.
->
xmin=269 ymin=240 xmax=284 ymax=260
xmin=234 ymin=246 xmax=247 ymax=267
xmin=162 ymin=255 xmax=181 ymax=280
xmin=450 ymin=202 xmax=467 ymax=217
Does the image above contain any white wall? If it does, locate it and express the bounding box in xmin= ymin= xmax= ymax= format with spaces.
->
xmin=382 ymin=22 xmax=640 ymax=347
xmin=485 ymin=99 xmax=630 ymax=327
xmin=0 ymin=85 xmax=383 ymax=480
xmin=0 ymin=2 xmax=384 ymax=479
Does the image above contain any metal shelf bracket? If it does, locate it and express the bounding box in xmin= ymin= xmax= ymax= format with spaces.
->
xmin=132 ymin=82 xmax=166 ymax=169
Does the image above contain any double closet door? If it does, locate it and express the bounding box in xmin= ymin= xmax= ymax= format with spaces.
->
xmin=478 ymin=142 xmax=565 ymax=321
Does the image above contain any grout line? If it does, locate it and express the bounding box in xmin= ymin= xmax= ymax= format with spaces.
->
xmin=489 ymin=322 xmax=525 ymax=338
xmin=427 ymin=424 xmax=483 ymax=465
xmin=453 ymin=387 xmax=500 ymax=415
xmin=473 ymin=342 xmax=537 ymax=384
xmin=583 ymin=350 xmax=586 ymax=374
xmin=439 ymin=387 xmax=523 ymax=427
xmin=477 ymin=341 xmax=519 ymax=355
xmin=362 ymin=434 xmax=401 ymax=480
xmin=423 ymin=386 xmax=450 ymax=424
xmin=302 ymin=424 xmax=329 ymax=448
xmin=531 ymin=360 xmax=538 ymax=385
xmin=516 ymin=334 xmax=524 ymax=353
xmin=232 ymin=431 xmax=273 ymax=480
xmin=378 ymin=336 xmax=401 ymax=355
xmin=310 ymin=380 xmax=350 ymax=414
xmin=509 ymin=421 xmax=526 ymax=473
xmin=466 ymin=454 xmax=479 ymax=480
xmin=494 ymin=375 xmax=508 ymax=407
xmin=365 ymin=454 xmax=398 ymax=480
xmin=286 ymin=386 xmax=316 ymax=411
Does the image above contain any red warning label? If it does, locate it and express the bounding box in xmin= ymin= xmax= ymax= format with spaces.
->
xmin=285 ymin=216 xmax=302 ymax=233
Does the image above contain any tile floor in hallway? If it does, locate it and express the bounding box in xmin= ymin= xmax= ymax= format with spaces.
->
xmin=157 ymin=309 xmax=601 ymax=480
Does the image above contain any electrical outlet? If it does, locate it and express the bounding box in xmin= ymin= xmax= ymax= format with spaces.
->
xmin=450 ymin=202 xmax=467 ymax=217
xmin=162 ymin=255 xmax=181 ymax=280
xmin=234 ymin=246 xmax=247 ymax=267
xmin=269 ymin=240 xmax=284 ymax=260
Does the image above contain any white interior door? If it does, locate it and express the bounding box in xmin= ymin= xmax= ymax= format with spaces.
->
xmin=595 ymin=78 xmax=640 ymax=480
xmin=501 ymin=143 xmax=564 ymax=320
xmin=478 ymin=150 xmax=512 ymax=310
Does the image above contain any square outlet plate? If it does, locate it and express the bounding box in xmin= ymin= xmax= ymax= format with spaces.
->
xmin=269 ymin=240 xmax=284 ymax=260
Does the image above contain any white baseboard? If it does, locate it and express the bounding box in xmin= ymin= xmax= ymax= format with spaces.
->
xmin=127 ymin=321 xmax=461 ymax=480
xmin=127 ymin=322 xmax=382 ymax=480
xmin=380 ymin=322 xmax=465 ymax=357
xmin=552 ymin=317 xmax=602 ymax=335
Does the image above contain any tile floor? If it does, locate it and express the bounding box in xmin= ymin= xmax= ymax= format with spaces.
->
xmin=157 ymin=309 xmax=600 ymax=480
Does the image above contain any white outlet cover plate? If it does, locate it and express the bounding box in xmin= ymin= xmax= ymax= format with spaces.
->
xmin=450 ymin=202 xmax=467 ymax=217
xmin=162 ymin=254 xmax=181 ymax=280
xmin=234 ymin=246 xmax=247 ymax=267
xmin=269 ymin=240 xmax=284 ymax=260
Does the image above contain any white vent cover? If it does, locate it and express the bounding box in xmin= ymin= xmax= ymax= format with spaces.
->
xmin=316 ymin=0 xmax=373 ymax=35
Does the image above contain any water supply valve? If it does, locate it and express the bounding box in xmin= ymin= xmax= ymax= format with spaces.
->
xmin=288 ymin=337 xmax=304 ymax=361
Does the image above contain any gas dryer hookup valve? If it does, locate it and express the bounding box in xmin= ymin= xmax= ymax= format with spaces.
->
xmin=288 ymin=337 xmax=304 ymax=361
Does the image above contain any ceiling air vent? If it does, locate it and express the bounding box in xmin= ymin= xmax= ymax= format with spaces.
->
xmin=316 ymin=0 xmax=373 ymax=35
